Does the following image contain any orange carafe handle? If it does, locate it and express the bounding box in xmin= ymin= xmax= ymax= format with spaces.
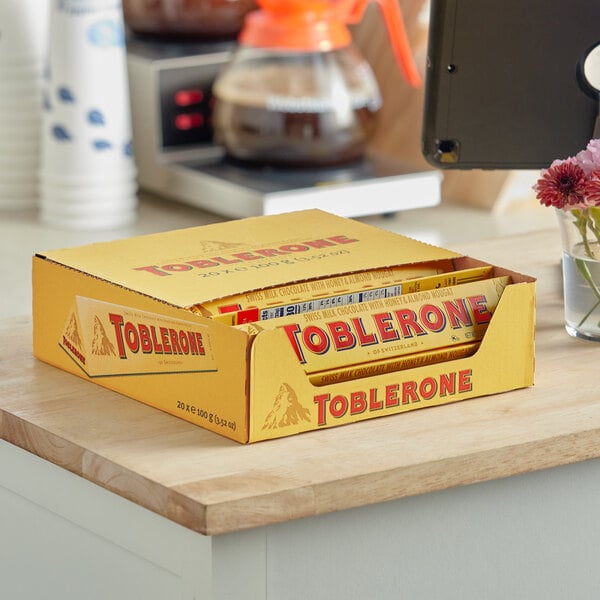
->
xmin=347 ymin=0 xmax=421 ymax=88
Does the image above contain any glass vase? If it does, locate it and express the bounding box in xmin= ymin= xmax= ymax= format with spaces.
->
xmin=556 ymin=207 xmax=600 ymax=341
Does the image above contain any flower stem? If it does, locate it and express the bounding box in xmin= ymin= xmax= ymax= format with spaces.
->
xmin=575 ymin=257 xmax=600 ymax=327
xmin=573 ymin=209 xmax=594 ymax=258
xmin=589 ymin=207 xmax=600 ymax=247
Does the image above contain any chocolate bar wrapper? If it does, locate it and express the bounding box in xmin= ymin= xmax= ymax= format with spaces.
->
xmin=239 ymin=276 xmax=510 ymax=375
xmin=211 ymin=265 xmax=493 ymax=325
xmin=194 ymin=260 xmax=457 ymax=319
xmin=310 ymin=341 xmax=480 ymax=385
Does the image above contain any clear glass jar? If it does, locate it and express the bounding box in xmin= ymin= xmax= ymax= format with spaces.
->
xmin=556 ymin=207 xmax=600 ymax=341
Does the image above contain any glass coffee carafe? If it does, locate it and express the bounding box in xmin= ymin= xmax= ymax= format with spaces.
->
xmin=211 ymin=0 xmax=421 ymax=167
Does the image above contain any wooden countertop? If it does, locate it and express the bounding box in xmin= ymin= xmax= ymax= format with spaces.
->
xmin=2 ymin=228 xmax=600 ymax=536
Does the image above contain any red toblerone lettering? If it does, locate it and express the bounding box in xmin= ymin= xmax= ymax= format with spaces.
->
xmin=468 ymin=294 xmax=493 ymax=324
xmin=327 ymin=321 xmax=356 ymax=351
xmin=108 ymin=313 xmax=205 ymax=360
xmin=282 ymin=293 xmax=494 ymax=365
xmin=352 ymin=317 xmax=377 ymax=345
xmin=134 ymin=235 xmax=359 ymax=276
xmin=313 ymin=369 xmax=473 ymax=426
xmin=61 ymin=335 xmax=86 ymax=365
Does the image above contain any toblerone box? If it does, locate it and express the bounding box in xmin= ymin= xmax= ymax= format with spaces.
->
xmin=32 ymin=209 xmax=536 ymax=443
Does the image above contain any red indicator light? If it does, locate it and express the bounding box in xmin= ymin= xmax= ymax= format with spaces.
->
xmin=175 ymin=113 xmax=204 ymax=131
xmin=174 ymin=89 xmax=204 ymax=107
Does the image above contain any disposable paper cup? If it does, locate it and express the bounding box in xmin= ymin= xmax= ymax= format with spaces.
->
xmin=0 ymin=107 xmax=42 ymax=124
xmin=0 ymin=85 xmax=44 ymax=121
xmin=0 ymin=178 xmax=38 ymax=194
xmin=0 ymin=143 xmax=40 ymax=211
xmin=0 ymin=0 xmax=50 ymax=64
xmin=45 ymin=0 xmax=131 ymax=119
xmin=0 ymin=154 xmax=39 ymax=171
xmin=0 ymin=69 xmax=44 ymax=89
xmin=40 ymin=180 xmax=138 ymax=204
xmin=39 ymin=162 xmax=137 ymax=187
xmin=0 ymin=78 xmax=43 ymax=101
xmin=40 ymin=201 xmax=138 ymax=231
xmin=0 ymin=142 xmax=40 ymax=166
xmin=0 ymin=113 xmax=42 ymax=127
xmin=0 ymin=196 xmax=37 ymax=210
xmin=0 ymin=53 xmax=44 ymax=69
xmin=0 ymin=96 xmax=42 ymax=113
xmin=0 ymin=123 xmax=42 ymax=139
xmin=0 ymin=93 xmax=42 ymax=112
xmin=40 ymin=174 xmax=138 ymax=230
xmin=0 ymin=135 xmax=41 ymax=151
xmin=0 ymin=138 xmax=40 ymax=153
xmin=39 ymin=126 xmax=136 ymax=182
xmin=0 ymin=167 xmax=38 ymax=184
xmin=47 ymin=1 xmax=128 ymax=86
xmin=0 ymin=81 xmax=42 ymax=106
xmin=0 ymin=112 xmax=42 ymax=132
xmin=0 ymin=122 xmax=42 ymax=143
xmin=0 ymin=58 xmax=44 ymax=77
xmin=0 ymin=137 xmax=40 ymax=155
xmin=0 ymin=179 xmax=38 ymax=209
xmin=41 ymin=211 xmax=138 ymax=231
xmin=40 ymin=105 xmax=136 ymax=182
xmin=38 ymin=0 xmax=137 ymax=230
xmin=41 ymin=0 xmax=135 ymax=184
xmin=40 ymin=193 xmax=137 ymax=215
xmin=0 ymin=172 xmax=39 ymax=191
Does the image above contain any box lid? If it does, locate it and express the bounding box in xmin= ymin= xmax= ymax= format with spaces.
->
xmin=37 ymin=210 xmax=460 ymax=307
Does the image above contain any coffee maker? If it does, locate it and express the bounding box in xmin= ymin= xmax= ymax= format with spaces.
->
xmin=125 ymin=2 xmax=441 ymax=218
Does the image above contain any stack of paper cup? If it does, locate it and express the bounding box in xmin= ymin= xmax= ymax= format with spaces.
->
xmin=40 ymin=0 xmax=137 ymax=230
xmin=0 ymin=1 xmax=49 ymax=210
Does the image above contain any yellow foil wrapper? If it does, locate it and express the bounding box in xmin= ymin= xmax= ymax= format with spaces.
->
xmin=195 ymin=260 xmax=457 ymax=319
xmin=240 ymin=276 xmax=510 ymax=375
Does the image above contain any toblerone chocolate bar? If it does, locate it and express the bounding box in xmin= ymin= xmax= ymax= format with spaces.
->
xmin=310 ymin=341 xmax=481 ymax=385
xmin=201 ymin=263 xmax=492 ymax=325
xmin=237 ymin=275 xmax=511 ymax=377
xmin=193 ymin=260 xmax=456 ymax=321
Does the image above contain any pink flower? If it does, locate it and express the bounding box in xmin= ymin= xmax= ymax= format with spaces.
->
xmin=582 ymin=171 xmax=600 ymax=207
xmin=576 ymin=139 xmax=600 ymax=175
xmin=534 ymin=158 xmax=586 ymax=209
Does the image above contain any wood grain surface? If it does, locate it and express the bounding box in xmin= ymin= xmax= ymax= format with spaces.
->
xmin=2 ymin=229 xmax=599 ymax=536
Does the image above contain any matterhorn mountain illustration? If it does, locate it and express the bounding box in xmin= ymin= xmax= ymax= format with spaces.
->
xmin=262 ymin=383 xmax=311 ymax=430
xmin=195 ymin=240 xmax=247 ymax=254
xmin=91 ymin=315 xmax=116 ymax=356
xmin=64 ymin=312 xmax=82 ymax=349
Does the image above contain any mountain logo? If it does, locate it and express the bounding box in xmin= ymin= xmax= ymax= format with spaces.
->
xmin=262 ymin=383 xmax=311 ymax=430
xmin=192 ymin=240 xmax=248 ymax=255
xmin=243 ymin=322 xmax=265 ymax=336
xmin=63 ymin=310 xmax=82 ymax=349
xmin=91 ymin=315 xmax=116 ymax=356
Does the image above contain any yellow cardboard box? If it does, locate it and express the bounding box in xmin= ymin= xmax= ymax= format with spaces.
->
xmin=32 ymin=209 xmax=536 ymax=443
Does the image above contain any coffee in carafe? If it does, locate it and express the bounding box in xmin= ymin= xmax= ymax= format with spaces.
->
xmin=211 ymin=0 xmax=421 ymax=167
xmin=213 ymin=47 xmax=382 ymax=167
